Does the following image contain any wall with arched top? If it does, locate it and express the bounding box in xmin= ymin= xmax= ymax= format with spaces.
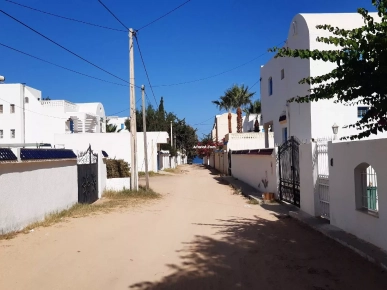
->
xmin=328 ymin=138 xmax=387 ymax=252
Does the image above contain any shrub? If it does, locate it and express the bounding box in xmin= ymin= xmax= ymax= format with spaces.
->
xmin=106 ymin=159 xmax=130 ymax=178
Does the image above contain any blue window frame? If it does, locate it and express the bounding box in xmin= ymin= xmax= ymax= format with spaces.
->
xmin=121 ymin=123 xmax=124 ymax=130
xmin=69 ymin=119 xmax=74 ymax=133
xmin=268 ymin=77 xmax=273 ymax=96
xmin=283 ymin=127 xmax=288 ymax=143
xmin=357 ymin=106 xmax=369 ymax=118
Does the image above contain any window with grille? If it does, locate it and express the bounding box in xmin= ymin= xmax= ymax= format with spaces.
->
xmin=357 ymin=106 xmax=369 ymax=118
xmin=10 ymin=104 xmax=15 ymax=113
xmin=0 ymin=104 xmax=3 ymax=113
xmin=355 ymin=163 xmax=379 ymax=216
xmin=25 ymin=97 xmax=29 ymax=104
xmin=0 ymin=130 xmax=3 ymax=139
xmin=10 ymin=129 xmax=15 ymax=138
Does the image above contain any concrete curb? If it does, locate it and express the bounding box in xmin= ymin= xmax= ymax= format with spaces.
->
xmin=289 ymin=210 xmax=387 ymax=271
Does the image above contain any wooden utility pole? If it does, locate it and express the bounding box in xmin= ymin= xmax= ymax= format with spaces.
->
xmin=129 ymin=28 xmax=138 ymax=191
xmin=141 ymin=85 xmax=150 ymax=190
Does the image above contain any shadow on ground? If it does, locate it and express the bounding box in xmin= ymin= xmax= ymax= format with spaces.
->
xmin=129 ymin=215 xmax=387 ymax=290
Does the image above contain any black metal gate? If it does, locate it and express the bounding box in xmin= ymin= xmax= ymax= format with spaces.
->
xmin=77 ymin=145 xmax=98 ymax=204
xmin=228 ymin=149 xmax=232 ymax=176
xmin=278 ymin=136 xmax=300 ymax=207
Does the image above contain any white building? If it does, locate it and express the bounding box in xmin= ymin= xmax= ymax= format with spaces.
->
xmin=106 ymin=116 xmax=127 ymax=132
xmin=211 ymin=113 xmax=237 ymax=142
xmin=242 ymin=113 xmax=264 ymax=133
xmin=260 ymin=12 xmax=386 ymax=146
xmin=0 ymin=84 xmax=106 ymax=145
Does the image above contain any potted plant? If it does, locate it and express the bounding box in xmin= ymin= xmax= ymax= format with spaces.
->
xmin=261 ymin=178 xmax=274 ymax=201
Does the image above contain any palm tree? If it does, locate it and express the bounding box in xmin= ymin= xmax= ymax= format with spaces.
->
xmin=212 ymin=94 xmax=234 ymax=136
xmin=106 ymin=119 xmax=117 ymax=133
xmin=226 ymin=84 xmax=255 ymax=133
xmin=244 ymin=100 xmax=261 ymax=115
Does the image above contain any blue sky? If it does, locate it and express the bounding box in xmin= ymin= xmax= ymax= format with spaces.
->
xmin=0 ymin=0 xmax=376 ymax=138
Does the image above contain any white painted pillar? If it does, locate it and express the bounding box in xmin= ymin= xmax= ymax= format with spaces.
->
xmin=264 ymin=124 xmax=269 ymax=148
xmin=82 ymin=118 xmax=86 ymax=133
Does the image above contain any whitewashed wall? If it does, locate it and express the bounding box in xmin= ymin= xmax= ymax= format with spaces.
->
xmin=98 ymin=151 xmax=107 ymax=198
xmin=0 ymin=160 xmax=77 ymax=234
xmin=299 ymin=142 xmax=319 ymax=216
xmin=55 ymin=132 xmax=168 ymax=173
xmin=158 ymin=152 xmax=170 ymax=170
xmin=226 ymin=132 xmax=274 ymax=150
xmin=328 ymin=138 xmax=387 ymax=252
xmin=231 ymin=153 xmax=277 ymax=194
xmin=209 ymin=153 xmax=215 ymax=168
xmin=106 ymin=178 xmax=130 ymax=191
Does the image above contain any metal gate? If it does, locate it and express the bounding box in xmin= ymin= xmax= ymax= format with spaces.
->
xmin=77 ymin=145 xmax=98 ymax=204
xmin=315 ymin=138 xmax=331 ymax=219
xmin=278 ymin=136 xmax=300 ymax=207
xmin=228 ymin=150 xmax=232 ymax=176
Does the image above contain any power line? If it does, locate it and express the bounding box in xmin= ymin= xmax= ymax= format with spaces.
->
xmin=136 ymin=0 xmax=192 ymax=31
xmin=249 ymin=79 xmax=260 ymax=90
xmin=152 ymin=40 xmax=286 ymax=87
xmin=97 ymin=0 xmax=128 ymax=31
xmin=0 ymin=42 xmax=130 ymax=87
xmin=134 ymin=35 xmax=159 ymax=108
xmin=4 ymin=0 xmax=126 ymax=32
xmin=0 ymin=9 xmax=129 ymax=84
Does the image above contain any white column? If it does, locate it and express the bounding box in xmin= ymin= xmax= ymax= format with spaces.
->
xmin=82 ymin=118 xmax=86 ymax=133
xmin=264 ymin=124 xmax=269 ymax=148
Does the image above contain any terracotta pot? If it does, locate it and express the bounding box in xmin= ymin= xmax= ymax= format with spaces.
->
xmin=263 ymin=192 xmax=274 ymax=201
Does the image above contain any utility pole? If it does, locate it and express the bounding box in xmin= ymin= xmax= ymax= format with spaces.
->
xmin=129 ymin=28 xmax=138 ymax=191
xmin=170 ymin=121 xmax=173 ymax=147
xmin=141 ymin=85 xmax=150 ymax=190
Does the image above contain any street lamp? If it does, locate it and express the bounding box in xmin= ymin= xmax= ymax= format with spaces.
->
xmin=0 ymin=75 xmax=4 ymax=83
xmin=332 ymin=123 xmax=339 ymax=140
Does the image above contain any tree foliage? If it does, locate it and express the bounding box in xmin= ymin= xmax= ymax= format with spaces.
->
xmin=269 ymin=0 xmax=387 ymax=140
xmin=124 ymin=99 xmax=198 ymax=158
xmin=244 ymin=100 xmax=261 ymax=115
xmin=196 ymin=133 xmax=222 ymax=158
xmin=212 ymin=84 xmax=255 ymax=134
xmin=106 ymin=119 xmax=118 ymax=133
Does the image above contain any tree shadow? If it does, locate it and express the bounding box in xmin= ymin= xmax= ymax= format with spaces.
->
xmin=129 ymin=216 xmax=387 ymax=290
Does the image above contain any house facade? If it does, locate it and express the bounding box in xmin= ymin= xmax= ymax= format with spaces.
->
xmin=260 ymin=12 xmax=386 ymax=146
xmin=0 ymin=83 xmax=106 ymax=145
xmin=211 ymin=113 xmax=237 ymax=142
xmin=107 ymin=116 xmax=127 ymax=132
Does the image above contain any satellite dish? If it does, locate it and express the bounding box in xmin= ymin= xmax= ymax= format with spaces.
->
xmin=0 ymin=76 xmax=4 ymax=82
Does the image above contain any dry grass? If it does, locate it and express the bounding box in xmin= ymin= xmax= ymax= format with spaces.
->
xmin=138 ymin=171 xmax=160 ymax=177
xmin=163 ymin=167 xmax=181 ymax=174
xmin=0 ymin=186 xmax=161 ymax=241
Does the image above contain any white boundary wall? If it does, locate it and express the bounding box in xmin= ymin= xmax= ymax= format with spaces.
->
xmin=328 ymin=138 xmax=387 ymax=252
xmin=106 ymin=178 xmax=130 ymax=191
xmin=55 ymin=132 xmax=168 ymax=173
xmin=0 ymin=159 xmax=77 ymax=234
xmin=231 ymin=152 xmax=277 ymax=194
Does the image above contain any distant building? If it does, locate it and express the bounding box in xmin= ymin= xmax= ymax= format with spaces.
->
xmin=106 ymin=116 xmax=127 ymax=132
xmin=0 ymin=83 xmax=106 ymax=145
xmin=211 ymin=113 xmax=237 ymax=142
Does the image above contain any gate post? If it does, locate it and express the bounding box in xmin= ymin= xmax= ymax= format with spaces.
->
xmin=278 ymin=144 xmax=282 ymax=201
xmin=291 ymin=136 xmax=296 ymax=205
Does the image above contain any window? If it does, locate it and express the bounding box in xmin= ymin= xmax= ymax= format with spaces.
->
xmin=10 ymin=129 xmax=15 ymax=139
xmin=268 ymin=77 xmax=273 ymax=96
xmin=121 ymin=123 xmax=124 ymax=130
xmin=25 ymin=97 xmax=29 ymax=104
xmin=10 ymin=104 xmax=15 ymax=113
xmin=355 ymin=163 xmax=378 ymax=215
xmin=292 ymin=21 xmax=297 ymax=35
xmin=357 ymin=106 xmax=369 ymax=118
xmin=281 ymin=69 xmax=285 ymax=80
xmin=0 ymin=104 xmax=3 ymax=113
xmin=0 ymin=130 xmax=3 ymax=139
xmin=282 ymin=127 xmax=288 ymax=143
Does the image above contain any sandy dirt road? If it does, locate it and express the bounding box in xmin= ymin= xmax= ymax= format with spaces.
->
xmin=0 ymin=165 xmax=386 ymax=290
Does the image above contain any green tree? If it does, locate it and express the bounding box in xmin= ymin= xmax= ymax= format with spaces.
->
xmin=269 ymin=0 xmax=387 ymax=140
xmin=225 ymin=84 xmax=255 ymax=133
xmin=106 ymin=119 xmax=117 ymax=133
xmin=244 ymin=100 xmax=261 ymax=115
